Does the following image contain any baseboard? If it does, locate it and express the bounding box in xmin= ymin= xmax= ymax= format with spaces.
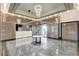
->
xmin=0 ymin=38 xmax=16 ymax=42
xmin=47 ymin=37 xmax=62 ymax=40
xmin=47 ymin=37 xmax=78 ymax=42
xmin=62 ymin=39 xmax=78 ymax=42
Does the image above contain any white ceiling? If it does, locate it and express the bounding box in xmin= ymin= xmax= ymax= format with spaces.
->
xmin=9 ymin=3 xmax=73 ymax=19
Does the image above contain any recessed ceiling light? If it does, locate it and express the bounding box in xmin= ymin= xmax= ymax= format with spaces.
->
xmin=17 ymin=15 xmax=22 ymax=18
xmin=59 ymin=12 xmax=62 ymax=15
xmin=11 ymin=13 xmax=15 ymax=16
xmin=55 ymin=18 xmax=58 ymax=23
xmin=48 ymin=15 xmax=53 ymax=18
xmin=66 ymin=10 xmax=70 ymax=13
xmin=23 ymin=16 xmax=27 ymax=18
xmin=16 ymin=19 xmax=21 ymax=24
xmin=7 ymin=13 xmax=11 ymax=15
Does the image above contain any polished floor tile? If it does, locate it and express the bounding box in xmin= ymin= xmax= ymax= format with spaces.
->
xmin=1 ymin=37 xmax=79 ymax=56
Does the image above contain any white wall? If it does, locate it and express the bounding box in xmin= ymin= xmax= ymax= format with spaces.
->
xmin=60 ymin=10 xmax=79 ymax=22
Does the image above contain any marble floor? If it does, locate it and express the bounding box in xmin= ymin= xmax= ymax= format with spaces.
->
xmin=0 ymin=37 xmax=79 ymax=56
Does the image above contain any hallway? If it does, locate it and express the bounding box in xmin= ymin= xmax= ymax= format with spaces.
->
xmin=0 ymin=3 xmax=79 ymax=56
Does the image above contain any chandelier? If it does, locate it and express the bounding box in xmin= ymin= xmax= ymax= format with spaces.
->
xmin=34 ymin=5 xmax=42 ymax=17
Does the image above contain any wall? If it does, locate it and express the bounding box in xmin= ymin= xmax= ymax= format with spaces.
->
xmin=47 ymin=23 xmax=58 ymax=38
xmin=0 ymin=14 xmax=2 ymax=56
xmin=1 ymin=22 xmax=15 ymax=40
xmin=1 ymin=9 xmax=79 ymax=41
xmin=47 ymin=19 xmax=59 ymax=38
xmin=60 ymin=10 xmax=79 ymax=22
xmin=60 ymin=10 xmax=79 ymax=41
xmin=62 ymin=22 xmax=78 ymax=41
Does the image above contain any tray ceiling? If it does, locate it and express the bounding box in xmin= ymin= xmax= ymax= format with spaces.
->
xmin=9 ymin=3 xmax=74 ymax=19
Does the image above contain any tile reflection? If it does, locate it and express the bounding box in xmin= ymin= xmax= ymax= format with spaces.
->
xmin=3 ymin=37 xmax=79 ymax=56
